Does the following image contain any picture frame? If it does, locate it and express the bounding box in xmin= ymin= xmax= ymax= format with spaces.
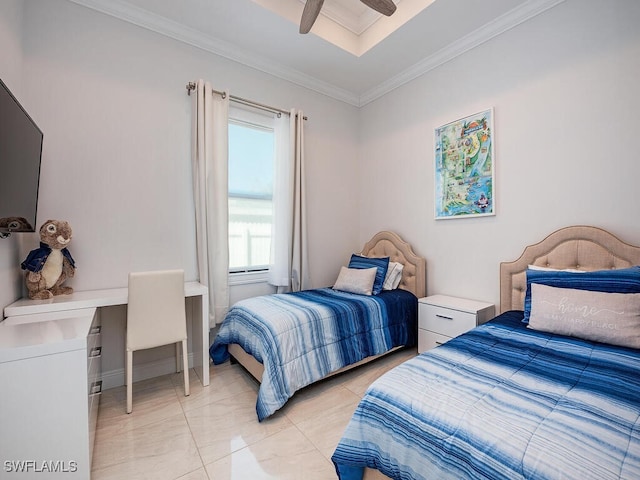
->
xmin=434 ymin=108 xmax=495 ymax=219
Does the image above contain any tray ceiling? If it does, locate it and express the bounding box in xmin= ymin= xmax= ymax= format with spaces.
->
xmin=67 ymin=0 xmax=565 ymax=106
xmin=254 ymin=0 xmax=437 ymax=56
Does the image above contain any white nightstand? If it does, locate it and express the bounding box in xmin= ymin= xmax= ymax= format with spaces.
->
xmin=418 ymin=295 xmax=495 ymax=353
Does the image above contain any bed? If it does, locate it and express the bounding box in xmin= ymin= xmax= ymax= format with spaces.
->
xmin=210 ymin=230 xmax=426 ymax=421
xmin=332 ymin=225 xmax=640 ymax=480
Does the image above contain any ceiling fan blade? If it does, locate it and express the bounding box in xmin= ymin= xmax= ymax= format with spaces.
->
xmin=360 ymin=0 xmax=397 ymax=17
xmin=300 ymin=0 xmax=325 ymax=34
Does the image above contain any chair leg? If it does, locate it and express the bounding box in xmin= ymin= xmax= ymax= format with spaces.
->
xmin=175 ymin=342 xmax=181 ymax=373
xmin=182 ymin=339 xmax=190 ymax=397
xmin=126 ymin=349 xmax=133 ymax=414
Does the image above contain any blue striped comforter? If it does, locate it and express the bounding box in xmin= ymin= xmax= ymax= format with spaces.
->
xmin=210 ymin=288 xmax=417 ymax=421
xmin=332 ymin=311 xmax=640 ymax=480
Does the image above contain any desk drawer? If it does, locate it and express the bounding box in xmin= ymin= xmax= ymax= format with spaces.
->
xmin=88 ymin=348 xmax=101 ymax=382
xmin=88 ymin=385 xmax=100 ymax=464
xmin=89 ymin=323 xmax=102 ymax=337
xmin=88 ymin=379 xmax=101 ymax=464
xmin=419 ymin=303 xmax=477 ymax=338
xmin=88 ymin=319 xmax=101 ymax=349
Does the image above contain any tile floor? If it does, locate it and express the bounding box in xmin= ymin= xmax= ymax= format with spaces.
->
xmin=91 ymin=347 xmax=417 ymax=479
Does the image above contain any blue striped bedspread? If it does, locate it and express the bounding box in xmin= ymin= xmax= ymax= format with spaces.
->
xmin=332 ymin=311 xmax=640 ymax=480
xmin=210 ymin=287 xmax=417 ymax=421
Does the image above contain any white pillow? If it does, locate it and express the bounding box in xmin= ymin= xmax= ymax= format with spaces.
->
xmin=527 ymin=264 xmax=585 ymax=273
xmin=333 ymin=266 xmax=377 ymax=296
xmin=528 ymin=283 xmax=640 ymax=348
xmin=383 ymin=261 xmax=404 ymax=290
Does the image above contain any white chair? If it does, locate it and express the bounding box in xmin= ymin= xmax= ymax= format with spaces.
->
xmin=126 ymin=269 xmax=190 ymax=413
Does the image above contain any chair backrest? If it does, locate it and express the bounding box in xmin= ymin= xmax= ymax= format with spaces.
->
xmin=127 ymin=269 xmax=187 ymax=351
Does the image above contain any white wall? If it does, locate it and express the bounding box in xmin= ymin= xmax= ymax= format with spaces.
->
xmin=0 ymin=0 xmax=28 ymax=311
xmin=10 ymin=0 xmax=360 ymax=385
xmin=358 ymin=0 xmax=640 ymax=311
xmin=6 ymin=0 xmax=640 ymax=384
xmin=20 ymin=0 xmax=360 ymax=291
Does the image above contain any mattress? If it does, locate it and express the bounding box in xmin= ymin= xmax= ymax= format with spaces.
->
xmin=210 ymin=287 xmax=417 ymax=420
xmin=332 ymin=311 xmax=640 ymax=480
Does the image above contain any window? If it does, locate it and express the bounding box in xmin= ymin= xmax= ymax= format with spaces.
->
xmin=228 ymin=107 xmax=275 ymax=274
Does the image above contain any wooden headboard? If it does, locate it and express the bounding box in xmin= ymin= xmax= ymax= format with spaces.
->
xmin=360 ymin=231 xmax=426 ymax=299
xmin=499 ymin=225 xmax=640 ymax=313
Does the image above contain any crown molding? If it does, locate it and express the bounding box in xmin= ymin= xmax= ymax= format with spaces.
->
xmin=65 ymin=0 xmax=361 ymax=106
xmin=66 ymin=0 xmax=564 ymax=108
xmin=359 ymin=0 xmax=566 ymax=106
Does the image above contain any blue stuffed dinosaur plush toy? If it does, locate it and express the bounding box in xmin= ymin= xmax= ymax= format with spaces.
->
xmin=21 ymin=220 xmax=76 ymax=300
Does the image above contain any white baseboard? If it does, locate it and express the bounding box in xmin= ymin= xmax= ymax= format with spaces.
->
xmin=101 ymin=352 xmax=195 ymax=390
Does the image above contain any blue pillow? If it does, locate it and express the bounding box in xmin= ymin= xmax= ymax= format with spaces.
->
xmin=523 ymin=265 xmax=640 ymax=323
xmin=348 ymin=254 xmax=389 ymax=296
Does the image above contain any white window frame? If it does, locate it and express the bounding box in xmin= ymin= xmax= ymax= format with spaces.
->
xmin=227 ymin=105 xmax=276 ymax=281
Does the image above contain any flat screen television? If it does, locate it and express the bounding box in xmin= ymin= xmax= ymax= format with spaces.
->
xmin=0 ymin=78 xmax=43 ymax=234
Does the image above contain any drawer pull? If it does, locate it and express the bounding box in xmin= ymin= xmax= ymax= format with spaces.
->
xmin=89 ymin=381 xmax=102 ymax=396
xmin=90 ymin=325 xmax=102 ymax=335
xmin=89 ymin=346 xmax=102 ymax=358
xmin=435 ymin=314 xmax=453 ymax=320
xmin=435 ymin=341 xmax=445 ymax=346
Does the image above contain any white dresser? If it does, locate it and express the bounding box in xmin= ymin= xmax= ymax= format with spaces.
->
xmin=418 ymin=295 xmax=495 ymax=353
xmin=0 ymin=308 xmax=101 ymax=478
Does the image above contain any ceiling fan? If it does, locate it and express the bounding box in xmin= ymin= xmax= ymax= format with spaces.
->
xmin=300 ymin=0 xmax=397 ymax=34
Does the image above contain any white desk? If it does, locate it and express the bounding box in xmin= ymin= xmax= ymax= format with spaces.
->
xmin=3 ymin=282 xmax=211 ymax=386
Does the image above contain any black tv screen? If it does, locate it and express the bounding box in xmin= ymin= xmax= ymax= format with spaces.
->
xmin=0 ymin=78 xmax=43 ymax=233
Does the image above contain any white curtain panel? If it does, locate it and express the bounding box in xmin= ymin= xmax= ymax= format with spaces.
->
xmin=191 ymin=79 xmax=230 ymax=327
xmin=290 ymin=109 xmax=311 ymax=291
xmin=268 ymin=109 xmax=310 ymax=292
xmin=268 ymin=112 xmax=293 ymax=290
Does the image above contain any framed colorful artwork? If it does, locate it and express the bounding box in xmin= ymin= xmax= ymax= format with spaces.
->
xmin=434 ymin=108 xmax=495 ymax=219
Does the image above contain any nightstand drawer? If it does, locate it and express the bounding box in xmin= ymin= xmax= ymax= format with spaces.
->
xmin=418 ymin=329 xmax=452 ymax=352
xmin=419 ymin=303 xmax=477 ymax=338
xmin=417 ymin=295 xmax=495 ymax=353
